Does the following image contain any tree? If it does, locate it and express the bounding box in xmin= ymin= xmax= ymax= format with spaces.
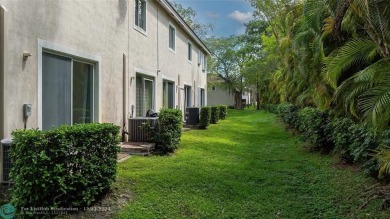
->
xmin=238 ymin=20 xmax=269 ymax=109
xmin=168 ymin=1 xmax=214 ymax=39
xmin=206 ymin=36 xmax=244 ymax=108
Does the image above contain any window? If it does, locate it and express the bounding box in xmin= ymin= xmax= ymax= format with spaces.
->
xmin=169 ymin=24 xmax=176 ymax=51
xmin=136 ymin=75 xmax=154 ymax=117
xmin=200 ymin=88 xmax=206 ymax=106
xmin=135 ymin=0 xmax=146 ymax=32
xmin=202 ymin=53 xmax=207 ymax=72
xmin=188 ymin=42 xmax=192 ymax=61
xmin=184 ymin=86 xmax=192 ymax=111
xmin=198 ymin=50 xmax=202 ymax=65
xmin=42 ymin=52 xmax=95 ymax=130
xmin=163 ymin=80 xmax=175 ymax=109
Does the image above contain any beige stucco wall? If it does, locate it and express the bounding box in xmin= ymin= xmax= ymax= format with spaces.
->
xmin=208 ymin=86 xmax=235 ymax=106
xmin=0 ymin=0 xmax=208 ymax=140
xmin=128 ymin=0 xmax=207 ymax=115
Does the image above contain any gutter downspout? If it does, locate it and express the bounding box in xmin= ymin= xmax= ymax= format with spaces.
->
xmin=123 ymin=0 xmax=130 ymax=142
xmin=122 ymin=53 xmax=127 ymax=142
xmin=0 ymin=5 xmax=8 ymax=139
xmin=157 ymin=3 xmax=160 ymax=72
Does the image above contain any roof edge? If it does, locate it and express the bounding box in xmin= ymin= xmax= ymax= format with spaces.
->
xmin=157 ymin=0 xmax=211 ymax=56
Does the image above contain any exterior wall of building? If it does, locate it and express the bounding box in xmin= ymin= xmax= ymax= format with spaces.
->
xmin=0 ymin=5 xmax=7 ymax=140
xmin=128 ymin=0 xmax=207 ymax=118
xmin=0 ymin=0 xmax=129 ymax=138
xmin=242 ymin=91 xmax=251 ymax=105
xmin=0 ymin=0 xmax=208 ymax=139
xmin=207 ymin=86 xmax=235 ymax=107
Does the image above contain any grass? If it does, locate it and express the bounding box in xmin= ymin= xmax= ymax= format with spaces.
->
xmin=114 ymin=109 xmax=390 ymax=218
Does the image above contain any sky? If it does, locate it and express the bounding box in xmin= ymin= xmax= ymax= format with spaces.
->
xmin=174 ymin=0 xmax=254 ymax=37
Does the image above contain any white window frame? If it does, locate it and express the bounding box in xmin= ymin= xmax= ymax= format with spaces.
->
xmin=184 ymin=85 xmax=192 ymax=109
xmin=168 ymin=23 xmax=176 ymax=53
xmin=201 ymin=52 xmax=206 ymax=72
xmin=188 ymin=41 xmax=192 ymax=63
xmin=134 ymin=0 xmax=147 ymax=35
xmin=38 ymin=39 xmax=101 ymax=130
xmin=135 ymin=74 xmax=155 ymax=117
xmin=198 ymin=49 xmax=201 ymax=66
xmin=199 ymin=87 xmax=206 ymax=107
xmin=162 ymin=80 xmax=175 ymax=109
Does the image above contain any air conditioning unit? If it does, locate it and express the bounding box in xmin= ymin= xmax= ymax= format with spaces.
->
xmin=186 ymin=107 xmax=200 ymax=125
xmin=1 ymin=138 xmax=12 ymax=184
xmin=128 ymin=117 xmax=158 ymax=142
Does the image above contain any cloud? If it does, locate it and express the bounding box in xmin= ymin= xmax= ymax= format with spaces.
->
xmin=227 ymin=10 xmax=252 ymax=23
xmin=206 ymin=11 xmax=220 ymax=18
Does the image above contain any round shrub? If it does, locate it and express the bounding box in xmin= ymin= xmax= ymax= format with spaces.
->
xmin=154 ymin=109 xmax=183 ymax=154
xmin=199 ymin=106 xmax=211 ymax=129
xmin=218 ymin=105 xmax=227 ymax=120
xmin=210 ymin=106 xmax=220 ymax=124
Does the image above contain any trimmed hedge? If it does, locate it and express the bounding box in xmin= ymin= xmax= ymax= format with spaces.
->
xmin=199 ymin=106 xmax=211 ymax=129
xmin=328 ymin=116 xmax=355 ymax=162
xmin=218 ymin=105 xmax=227 ymax=120
xmin=263 ymin=103 xmax=382 ymax=177
xmin=262 ymin=103 xmax=279 ymax=113
xmin=295 ymin=107 xmax=332 ymax=152
xmin=154 ymin=108 xmax=182 ymax=154
xmin=210 ymin=106 xmax=220 ymax=124
xmin=10 ymin=123 xmax=120 ymax=211
xmin=276 ymin=103 xmax=298 ymax=126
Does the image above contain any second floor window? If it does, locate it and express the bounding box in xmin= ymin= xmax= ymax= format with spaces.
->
xmin=135 ymin=0 xmax=146 ymax=31
xmin=188 ymin=42 xmax=192 ymax=61
xmin=169 ymin=25 xmax=176 ymax=51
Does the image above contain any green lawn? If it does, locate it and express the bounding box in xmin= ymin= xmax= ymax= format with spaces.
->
xmin=115 ymin=109 xmax=389 ymax=218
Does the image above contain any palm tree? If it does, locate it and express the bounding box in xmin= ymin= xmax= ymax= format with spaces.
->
xmin=325 ymin=0 xmax=390 ymax=128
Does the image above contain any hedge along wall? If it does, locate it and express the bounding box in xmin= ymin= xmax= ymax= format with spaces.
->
xmin=10 ymin=123 xmax=120 ymax=211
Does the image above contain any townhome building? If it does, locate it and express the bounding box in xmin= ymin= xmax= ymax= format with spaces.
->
xmin=0 ymin=0 xmax=210 ymax=141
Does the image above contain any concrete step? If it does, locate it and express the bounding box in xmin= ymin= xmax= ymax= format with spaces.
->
xmin=117 ymin=153 xmax=131 ymax=162
xmin=120 ymin=142 xmax=155 ymax=156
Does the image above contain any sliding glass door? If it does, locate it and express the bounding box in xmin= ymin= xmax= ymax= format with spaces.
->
xmin=200 ymin=88 xmax=205 ymax=106
xmin=136 ymin=75 xmax=154 ymax=117
xmin=163 ymin=80 xmax=174 ymax=109
xmin=184 ymin=85 xmax=192 ymax=112
xmin=42 ymin=52 xmax=94 ymax=130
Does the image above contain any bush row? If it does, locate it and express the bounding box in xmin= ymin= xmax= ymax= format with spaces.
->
xmin=199 ymin=105 xmax=227 ymax=129
xmin=263 ymin=103 xmax=383 ymax=177
xmin=10 ymin=123 xmax=120 ymax=212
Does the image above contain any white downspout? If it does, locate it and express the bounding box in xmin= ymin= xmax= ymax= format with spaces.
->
xmin=0 ymin=5 xmax=8 ymax=139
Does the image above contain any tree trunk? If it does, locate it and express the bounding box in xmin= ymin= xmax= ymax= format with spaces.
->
xmin=332 ymin=0 xmax=352 ymax=40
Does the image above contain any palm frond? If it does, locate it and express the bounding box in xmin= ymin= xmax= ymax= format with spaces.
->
xmin=323 ymin=38 xmax=379 ymax=89
xmin=375 ymin=147 xmax=390 ymax=176
xmin=334 ymin=58 xmax=390 ymax=128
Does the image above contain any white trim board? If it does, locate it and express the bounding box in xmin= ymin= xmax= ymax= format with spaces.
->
xmin=37 ymin=39 xmax=102 ymax=129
